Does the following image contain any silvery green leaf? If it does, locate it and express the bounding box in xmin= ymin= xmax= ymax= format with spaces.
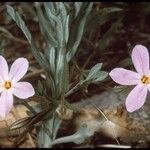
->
xmin=86 ymin=63 xmax=102 ymax=81
xmin=92 ymin=71 xmax=108 ymax=83
xmin=6 ymin=5 xmax=48 ymax=72
xmin=44 ymin=72 xmax=56 ymax=98
xmin=39 ymin=2 xmax=56 ymax=28
xmin=64 ymin=15 xmax=69 ymax=44
xmin=7 ymin=5 xmax=32 ymax=42
xmin=44 ymin=46 xmax=56 ymax=77
xmin=59 ymin=2 xmax=67 ymax=23
xmin=35 ymin=3 xmax=58 ymax=47
xmin=37 ymin=112 xmax=62 ymax=148
xmin=74 ymin=2 xmax=83 ymax=17
xmin=44 ymin=2 xmax=64 ymax=47
xmin=56 ymin=21 xmax=64 ymax=47
xmin=73 ymin=123 xmax=94 ymax=144
xmin=65 ymin=80 xmax=87 ymax=98
xmin=37 ymin=126 xmax=52 ymax=148
xmin=39 ymin=52 xmax=51 ymax=73
xmin=51 ymin=123 xmax=94 ymax=145
xmin=46 ymin=2 xmax=58 ymax=15
xmin=63 ymin=3 xmax=70 ymax=11
xmin=44 ymin=2 xmax=59 ymax=23
xmin=48 ymin=47 xmax=56 ymax=75
xmin=56 ymin=50 xmax=69 ymax=97
xmin=57 ymin=2 xmax=69 ymax=46
xmin=66 ymin=3 xmax=93 ymax=62
xmin=46 ymin=113 xmax=62 ymax=141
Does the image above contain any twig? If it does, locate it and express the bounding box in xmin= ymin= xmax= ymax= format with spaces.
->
xmin=97 ymin=144 xmax=131 ymax=148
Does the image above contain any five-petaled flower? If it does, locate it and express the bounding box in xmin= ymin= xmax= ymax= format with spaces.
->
xmin=109 ymin=45 xmax=150 ymax=112
xmin=0 ymin=56 xmax=35 ymax=117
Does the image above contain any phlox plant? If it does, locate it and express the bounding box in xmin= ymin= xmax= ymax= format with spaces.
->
xmin=6 ymin=2 xmax=108 ymax=147
xmin=1 ymin=2 xmax=147 ymax=148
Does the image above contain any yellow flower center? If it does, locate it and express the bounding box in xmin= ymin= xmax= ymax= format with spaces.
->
xmin=4 ymin=81 xmax=12 ymax=89
xmin=141 ymin=75 xmax=150 ymax=84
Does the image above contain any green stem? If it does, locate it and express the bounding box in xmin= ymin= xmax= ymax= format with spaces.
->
xmin=65 ymin=80 xmax=87 ymax=97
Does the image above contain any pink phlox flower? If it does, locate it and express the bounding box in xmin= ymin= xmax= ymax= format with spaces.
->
xmin=109 ymin=45 xmax=149 ymax=112
xmin=0 ymin=56 xmax=35 ymax=117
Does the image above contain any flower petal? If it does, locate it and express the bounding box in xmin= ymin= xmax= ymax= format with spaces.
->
xmin=147 ymin=84 xmax=150 ymax=92
xmin=131 ymin=45 xmax=149 ymax=75
xmin=125 ymin=84 xmax=147 ymax=112
xmin=109 ymin=68 xmax=140 ymax=85
xmin=0 ymin=55 xmax=9 ymax=81
xmin=0 ymin=86 xmax=4 ymax=93
xmin=12 ymin=82 xmax=35 ymax=99
xmin=9 ymin=58 xmax=29 ymax=82
xmin=0 ymin=90 xmax=13 ymax=118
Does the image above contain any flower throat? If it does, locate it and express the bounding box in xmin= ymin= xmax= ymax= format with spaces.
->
xmin=4 ymin=81 xmax=12 ymax=89
xmin=141 ymin=75 xmax=150 ymax=84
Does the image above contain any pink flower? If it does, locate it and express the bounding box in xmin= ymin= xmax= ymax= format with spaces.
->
xmin=109 ymin=45 xmax=149 ymax=112
xmin=0 ymin=56 xmax=35 ymax=117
